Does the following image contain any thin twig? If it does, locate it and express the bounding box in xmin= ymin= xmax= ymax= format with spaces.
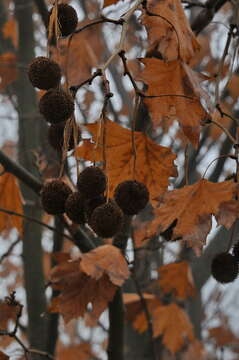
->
xmin=0 ymin=208 xmax=73 ymax=241
xmin=0 ymin=238 xmax=21 ymax=264
xmin=209 ymin=119 xmax=238 ymax=145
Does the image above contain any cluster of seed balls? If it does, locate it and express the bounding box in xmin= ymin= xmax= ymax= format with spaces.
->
xmin=41 ymin=166 xmax=149 ymax=238
xmin=211 ymin=243 xmax=239 ymax=284
xmin=28 ymin=4 xmax=80 ymax=152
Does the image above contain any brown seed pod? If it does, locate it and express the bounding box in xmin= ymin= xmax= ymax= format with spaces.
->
xmin=41 ymin=179 xmax=72 ymax=215
xmin=28 ymin=56 xmax=61 ymax=90
xmin=77 ymin=166 xmax=107 ymax=199
xmin=114 ymin=180 xmax=149 ymax=215
xmin=89 ymin=200 xmax=123 ymax=238
xmin=48 ymin=121 xmax=81 ymax=152
xmin=84 ymin=195 xmax=106 ymax=221
xmin=211 ymin=253 xmax=238 ymax=283
xmin=65 ymin=192 xmax=85 ymax=224
xmin=39 ymin=89 xmax=74 ymax=124
xmin=49 ymin=4 xmax=78 ymax=37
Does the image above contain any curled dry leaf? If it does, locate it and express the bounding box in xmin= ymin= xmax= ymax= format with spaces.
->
xmin=133 ymin=301 xmax=194 ymax=354
xmin=50 ymin=260 xmax=117 ymax=323
xmin=0 ymin=172 xmax=23 ymax=236
xmin=208 ymin=326 xmax=238 ymax=347
xmin=137 ymin=58 xmax=211 ymax=147
xmin=76 ymin=119 xmax=177 ymax=203
xmin=142 ymin=0 xmax=200 ymax=63
xmin=0 ymin=53 xmax=17 ymax=92
xmin=51 ymin=20 xmax=104 ymax=87
xmin=0 ymin=299 xmax=21 ymax=331
xmin=57 ymin=343 xmax=97 ymax=360
xmin=2 ymin=17 xmax=18 ymax=49
xmin=80 ymin=245 xmax=130 ymax=286
xmin=0 ymin=352 xmax=9 ymax=360
xmin=50 ymin=245 xmax=129 ymax=323
xmin=158 ymin=261 xmax=196 ymax=300
xmin=142 ymin=179 xmax=238 ymax=248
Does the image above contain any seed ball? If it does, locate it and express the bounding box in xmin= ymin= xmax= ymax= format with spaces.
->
xmin=114 ymin=180 xmax=149 ymax=215
xmin=65 ymin=192 xmax=85 ymax=224
xmin=39 ymin=89 xmax=74 ymax=124
xmin=41 ymin=179 xmax=72 ymax=214
xmin=233 ymin=242 xmax=239 ymax=261
xmin=84 ymin=195 xmax=106 ymax=221
xmin=211 ymin=253 xmax=238 ymax=283
xmin=89 ymin=200 xmax=123 ymax=238
xmin=49 ymin=4 xmax=78 ymax=37
xmin=77 ymin=166 xmax=107 ymax=199
xmin=48 ymin=121 xmax=81 ymax=152
xmin=28 ymin=56 xmax=61 ymax=90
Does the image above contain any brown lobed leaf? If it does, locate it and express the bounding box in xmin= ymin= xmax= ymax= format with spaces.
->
xmin=76 ymin=119 xmax=177 ymax=203
xmin=143 ymin=179 xmax=238 ymax=248
xmin=50 ymin=245 xmax=129 ymax=323
xmin=133 ymin=302 xmax=194 ymax=354
xmin=208 ymin=326 xmax=238 ymax=347
xmin=2 ymin=17 xmax=18 ymax=48
xmin=137 ymin=58 xmax=211 ymax=147
xmin=158 ymin=261 xmax=196 ymax=300
xmin=0 ymin=300 xmax=21 ymax=331
xmin=0 ymin=352 xmax=9 ymax=360
xmin=57 ymin=343 xmax=97 ymax=360
xmin=51 ymin=19 xmax=105 ymax=87
xmin=80 ymin=244 xmax=130 ymax=286
xmin=0 ymin=172 xmax=23 ymax=236
xmin=0 ymin=53 xmax=17 ymax=92
xmin=142 ymin=0 xmax=200 ymax=63
xmin=103 ymin=0 xmax=119 ymax=7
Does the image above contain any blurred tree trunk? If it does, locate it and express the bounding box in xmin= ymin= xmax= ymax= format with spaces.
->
xmin=14 ymin=0 xmax=48 ymax=354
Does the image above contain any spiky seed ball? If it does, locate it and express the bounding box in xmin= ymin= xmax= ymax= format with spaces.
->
xmin=49 ymin=4 xmax=78 ymax=37
xmin=77 ymin=166 xmax=107 ymax=199
xmin=41 ymin=179 xmax=72 ymax=214
xmin=84 ymin=195 xmax=106 ymax=221
xmin=211 ymin=253 xmax=238 ymax=283
xmin=89 ymin=200 xmax=123 ymax=238
xmin=28 ymin=56 xmax=61 ymax=90
xmin=65 ymin=192 xmax=85 ymax=224
xmin=233 ymin=242 xmax=239 ymax=261
xmin=48 ymin=122 xmax=81 ymax=152
xmin=114 ymin=180 xmax=149 ymax=215
xmin=39 ymin=89 xmax=74 ymax=124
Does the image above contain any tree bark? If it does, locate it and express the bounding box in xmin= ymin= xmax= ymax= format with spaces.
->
xmin=14 ymin=0 xmax=48 ymax=353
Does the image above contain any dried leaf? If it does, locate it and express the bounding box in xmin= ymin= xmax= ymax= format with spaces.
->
xmin=142 ymin=0 xmax=200 ymax=63
xmin=50 ymin=259 xmax=117 ymax=323
xmin=50 ymin=246 xmax=129 ymax=323
xmin=133 ymin=302 xmax=194 ymax=353
xmin=57 ymin=344 xmax=97 ymax=360
xmin=0 ymin=173 xmax=23 ymax=236
xmin=137 ymin=58 xmax=211 ymax=146
xmin=76 ymin=119 xmax=177 ymax=202
xmin=103 ymin=0 xmax=119 ymax=7
xmin=182 ymin=340 xmax=205 ymax=360
xmin=80 ymin=245 xmax=130 ymax=286
xmin=208 ymin=326 xmax=238 ymax=347
xmin=0 ymin=352 xmax=9 ymax=360
xmin=51 ymin=20 xmax=104 ymax=87
xmin=0 ymin=300 xmax=21 ymax=331
xmin=2 ymin=17 xmax=18 ymax=48
xmin=158 ymin=261 xmax=196 ymax=300
xmin=145 ymin=179 xmax=238 ymax=248
xmin=0 ymin=52 xmax=17 ymax=91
